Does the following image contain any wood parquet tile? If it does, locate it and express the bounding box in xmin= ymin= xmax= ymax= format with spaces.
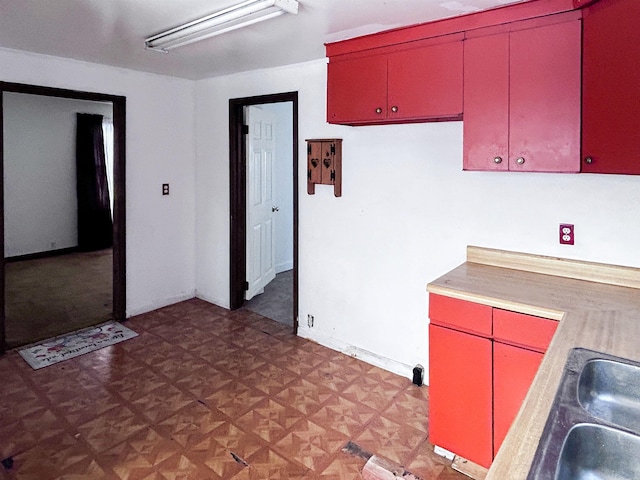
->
xmin=307 ymin=395 xmax=376 ymax=438
xmin=0 ymin=299 xmax=468 ymax=479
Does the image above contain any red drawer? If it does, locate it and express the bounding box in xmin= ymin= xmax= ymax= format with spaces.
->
xmin=493 ymin=309 xmax=558 ymax=352
xmin=429 ymin=294 xmax=492 ymax=337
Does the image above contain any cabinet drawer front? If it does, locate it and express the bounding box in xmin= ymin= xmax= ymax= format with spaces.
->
xmin=429 ymin=294 xmax=492 ymax=336
xmin=493 ymin=309 xmax=558 ymax=352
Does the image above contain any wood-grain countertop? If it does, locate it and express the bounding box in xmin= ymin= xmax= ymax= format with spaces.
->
xmin=427 ymin=246 xmax=640 ymax=480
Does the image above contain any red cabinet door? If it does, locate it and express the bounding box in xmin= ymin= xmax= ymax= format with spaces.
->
xmin=582 ymin=0 xmax=640 ymax=174
xmin=509 ymin=19 xmax=581 ymax=172
xmin=463 ymin=32 xmax=510 ymax=171
xmin=327 ymin=54 xmax=387 ymax=124
xmin=429 ymin=324 xmax=493 ymax=468
xmin=493 ymin=342 xmax=544 ymax=453
xmin=388 ymin=40 xmax=463 ymax=122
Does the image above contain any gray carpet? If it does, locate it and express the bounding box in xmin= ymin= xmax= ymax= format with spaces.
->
xmin=5 ymin=249 xmax=113 ymax=349
xmin=244 ymin=269 xmax=293 ymax=326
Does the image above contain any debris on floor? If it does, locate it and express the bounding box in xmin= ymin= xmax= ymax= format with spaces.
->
xmin=1 ymin=457 xmax=14 ymax=470
xmin=342 ymin=440 xmax=373 ymax=461
xmin=362 ymin=455 xmax=423 ymax=480
xmin=342 ymin=441 xmax=423 ymax=480
xmin=451 ymin=455 xmax=488 ymax=480
xmin=230 ymin=452 xmax=249 ymax=467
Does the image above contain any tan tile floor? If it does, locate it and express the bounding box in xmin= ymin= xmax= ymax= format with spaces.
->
xmin=0 ymin=299 xmax=467 ymax=479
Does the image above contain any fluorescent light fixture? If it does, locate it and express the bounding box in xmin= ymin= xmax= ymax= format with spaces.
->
xmin=145 ymin=0 xmax=299 ymax=52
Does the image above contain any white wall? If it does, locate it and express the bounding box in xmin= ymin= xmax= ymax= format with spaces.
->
xmin=0 ymin=47 xmax=198 ymax=316
xmin=3 ymin=93 xmax=112 ymax=257
xmin=260 ymin=102 xmax=293 ymax=273
xmin=195 ymin=58 xmax=640 ymax=381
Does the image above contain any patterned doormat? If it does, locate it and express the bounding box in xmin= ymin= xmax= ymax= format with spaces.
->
xmin=18 ymin=322 xmax=137 ymax=369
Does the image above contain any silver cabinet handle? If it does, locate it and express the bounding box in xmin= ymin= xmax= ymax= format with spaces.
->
xmin=375 ymin=107 xmax=383 ymax=114
xmin=516 ymin=157 xmax=526 ymax=165
xmin=391 ymin=106 xmax=398 ymax=113
xmin=585 ymin=156 xmax=593 ymax=164
xmin=493 ymin=156 xmax=503 ymax=164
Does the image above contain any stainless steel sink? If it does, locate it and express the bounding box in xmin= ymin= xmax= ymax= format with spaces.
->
xmin=527 ymin=349 xmax=640 ymax=480
xmin=578 ymin=359 xmax=640 ymax=433
xmin=555 ymin=423 xmax=640 ymax=480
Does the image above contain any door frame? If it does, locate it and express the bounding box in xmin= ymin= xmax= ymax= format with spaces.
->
xmin=0 ymin=81 xmax=126 ymax=354
xmin=229 ymin=92 xmax=298 ymax=333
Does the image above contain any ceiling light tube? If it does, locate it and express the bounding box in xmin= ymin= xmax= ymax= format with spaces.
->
xmin=145 ymin=0 xmax=299 ymax=52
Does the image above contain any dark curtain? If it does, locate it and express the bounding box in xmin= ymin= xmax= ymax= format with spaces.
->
xmin=76 ymin=113 xmax=113 ymax=251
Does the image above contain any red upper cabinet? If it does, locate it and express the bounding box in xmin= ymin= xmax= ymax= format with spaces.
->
xmin=509 ymin=18 xmax=582 ymax=172
xmin=463 ymin=13 xmax=582 ymax=172
xmin=387 ymin=41 xmax=463 ymax=121
xmin=581 ymin=0 xmax=640 ymax=174
xmin=327 ymin=55 xmax=387 ymax=124
xmin=327 ymin=36 xmax=463 ymax=125
xmin=463 ymin=32 xmax=510 ymax=171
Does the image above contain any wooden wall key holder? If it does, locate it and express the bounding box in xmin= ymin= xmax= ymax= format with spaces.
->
xmin=306 ymin=139 xmax=342 ymax=197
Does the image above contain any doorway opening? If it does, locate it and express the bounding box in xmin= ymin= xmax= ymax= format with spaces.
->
xmin=229 ymin=92 xmax=298 ymax=333
xmin=0 ymin=82 xmax=126 ymax=354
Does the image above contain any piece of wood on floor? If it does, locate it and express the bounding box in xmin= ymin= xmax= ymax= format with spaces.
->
xmin=361 ymin=455 xmax=422 ymax=480
xmin=341 ymin=440 xmax=373 ymax=461
xmin=452 ymin=455 xmax=488 ymax=480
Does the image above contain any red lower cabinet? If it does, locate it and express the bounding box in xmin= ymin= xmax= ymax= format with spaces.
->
xmin=429 ymin=324 xmax=493 ymax=468
xmin=428 ymin=294 xmax=558 ymax=467
xmin=493 ymin=342 xmax=544 ymax=453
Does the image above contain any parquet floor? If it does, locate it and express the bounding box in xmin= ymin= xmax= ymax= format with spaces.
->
xmin=0 ymin=299 xmax=467 ymax=479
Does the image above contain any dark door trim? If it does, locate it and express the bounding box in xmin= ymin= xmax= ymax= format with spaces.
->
xmin=0 ymin=81 xmax=126 ymax=354
xmin=229 ymin=92 xmax=299 ymax=333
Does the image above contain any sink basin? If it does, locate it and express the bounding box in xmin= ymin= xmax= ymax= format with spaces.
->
xmin=578 ymin=359 xmax=640 ymax=432
xmin=555 ymin=423 xmax=640 ymax=480
xmin=527 ymin=349 xmax=640 ymax=480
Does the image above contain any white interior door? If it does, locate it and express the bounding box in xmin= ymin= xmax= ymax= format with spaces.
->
xmin=245 ymin=106 xmax=277 ymax=300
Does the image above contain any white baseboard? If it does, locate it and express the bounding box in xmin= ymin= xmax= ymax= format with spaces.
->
xmin=195 ymin=290 xmax=230 ymax=309
xmin=276 ymin=261 xmax=293 ymax=274
xmin=126 ymin=291 xmax=196 ymax=318
xmin=297 ymin=324 xmax=414 ymax=379
xmin=434 ymin=445 xmax=456 ymax=461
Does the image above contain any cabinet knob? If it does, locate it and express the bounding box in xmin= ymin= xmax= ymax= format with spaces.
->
xmin=516 ymin=157 xmax=526 ymax=165
xmin=375 ymin=107 xmax=383 ymax=114
xmin=391 ymin=106 xmax=398 ymax=113
xmin=585 ymin=156 xmax=593 ymax=164
xmin=272 ymin=206 xmax=279 ymax=212
xmin=493 ymin=156 xmax=503 ymax=164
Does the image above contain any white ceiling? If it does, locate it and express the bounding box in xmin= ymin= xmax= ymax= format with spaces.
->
xmin=0 ymin=0 xmax=523 ymax=80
